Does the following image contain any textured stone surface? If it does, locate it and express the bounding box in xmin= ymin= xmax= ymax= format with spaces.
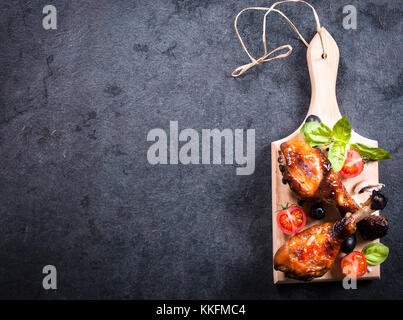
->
xmin=0 ymin=0 xmax=402 ymax=299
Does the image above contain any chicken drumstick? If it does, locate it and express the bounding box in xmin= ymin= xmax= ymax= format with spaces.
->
xmin=278 ymin=140 xmax=360 ymax=215
xmin=274 ymin=191 xmax=387 ymax=281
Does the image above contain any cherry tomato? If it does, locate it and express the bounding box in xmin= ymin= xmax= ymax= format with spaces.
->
xmin=277 ymin=204 xmax=306 ymax=235
xmin=339 ymin=149 xmax=364 ymax=178
xmin=341 ymin=251 xmax=368 ymax=279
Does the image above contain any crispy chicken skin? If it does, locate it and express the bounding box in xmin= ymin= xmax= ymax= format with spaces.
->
xmin=278 ymin=140 xmax=360 ymax=215
xmin=274 ymin=218 xmax=353 ymax=281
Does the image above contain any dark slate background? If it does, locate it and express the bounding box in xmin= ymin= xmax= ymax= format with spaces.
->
xmin=0 ymin=0 xmax=402 ymax=299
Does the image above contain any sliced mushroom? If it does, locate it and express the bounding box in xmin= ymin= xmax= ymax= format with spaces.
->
xmin=353 ymin=181 xmax=385 ymax=194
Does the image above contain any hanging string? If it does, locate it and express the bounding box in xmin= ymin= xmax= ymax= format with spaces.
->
xmin=232 ymin=0 xmax=326 ymax=77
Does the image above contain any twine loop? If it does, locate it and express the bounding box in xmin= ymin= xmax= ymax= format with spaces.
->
xmin=232 ymin=0 xmax=326 ymax=77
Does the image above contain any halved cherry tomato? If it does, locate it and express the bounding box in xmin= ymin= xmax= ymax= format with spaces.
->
xmin=339 ymin=149 xmax=364 ymax=178
xmin=341 ymin=251 xmax=368 ymax=279
xmin=277 ymin=204 xmax=306 ymax=235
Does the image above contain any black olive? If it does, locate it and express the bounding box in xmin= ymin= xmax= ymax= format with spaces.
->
xmin=277 ymin=157 xmax=282 ymax=163
xmin=370 ymin=190 xmax=388 ymax=211
xmin=282 ymin=178 xmax=288 ymax=185
xmin=341 ymin=234 xmax=356 ymax=254
xmin=310 ymin=203 xmax=326 ymax=219
xmin=279 ymin=165 xmax=285 ymax=172
xmin=297 ymin=199 xmax=305 ymax=206
xmin=305 ymin=115 xmax=321 ymax=123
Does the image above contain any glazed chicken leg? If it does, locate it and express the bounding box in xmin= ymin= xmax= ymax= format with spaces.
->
xmin=274 ymin=192 xmax=387 ymax=281
xmin=278 ymin=140 xmax=360 ymax=215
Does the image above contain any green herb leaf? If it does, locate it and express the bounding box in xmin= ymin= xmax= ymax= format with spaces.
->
xmin=332 ymin=116 xmax=351 ymax=143
xmin=300 ymin=122 xmax=332 ymax=146
xmin=328 ymin=141 xmax=347 ymax=172
xmin=350 ymin=143 xmax=392 ymax=161
xmin=362 ymin=243 xmax=389 ymax=266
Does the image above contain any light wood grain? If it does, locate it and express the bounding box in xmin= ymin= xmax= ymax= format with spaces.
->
xmin=271 ymin=27 xmax=380 ymax=284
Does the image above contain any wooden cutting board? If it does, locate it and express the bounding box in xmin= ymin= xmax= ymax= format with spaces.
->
xmin=271 ymin=27 xmax=380 ymax=284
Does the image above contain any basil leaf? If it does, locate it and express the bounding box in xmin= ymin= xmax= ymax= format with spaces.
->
xmin=332 ymin=116 xmax=351 ymax=143
xmin=300 ymin=122 xmax=332 ymax=146
xmin=327 ymin=141 xmax=347 ymax=172
xmin=362 ymin=243 xmax=389 ymax=266
xmin=350 ymin=143 xmax=392 ymax=161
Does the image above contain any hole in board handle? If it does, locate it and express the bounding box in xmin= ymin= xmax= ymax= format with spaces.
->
xmin=321 ymin=53 xmax=327 ymax=59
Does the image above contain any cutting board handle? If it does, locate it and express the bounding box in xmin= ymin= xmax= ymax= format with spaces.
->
xmin=306 ymin=27 xmax=342 ymax=126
